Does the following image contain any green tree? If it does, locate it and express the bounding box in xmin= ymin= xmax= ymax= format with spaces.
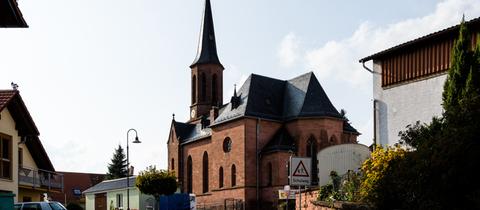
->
xmin=106 ymin=145 xmax=127 ymax=180
xmin=135 ymin=166 xmax=177 ymax=203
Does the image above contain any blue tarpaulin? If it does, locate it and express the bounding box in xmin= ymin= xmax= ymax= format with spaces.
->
xmin=159 ymin=193 xmax=190 ymax=210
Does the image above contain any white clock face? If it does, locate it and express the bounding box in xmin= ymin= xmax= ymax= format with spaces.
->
xmin=191 ymin=109 xmax=196 ymax=118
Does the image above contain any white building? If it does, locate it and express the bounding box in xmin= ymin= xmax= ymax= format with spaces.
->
xmin=360 ymin=17 xmax=480 ymax=146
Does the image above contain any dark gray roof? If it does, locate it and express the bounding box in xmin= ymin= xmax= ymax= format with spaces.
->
xmin=214 ymin=72 xmax=342 ymax=124
xmin=262 ymin=126 xmax=295 ymax=154
xmin=190 ymin=0 xmax=223 ymax=68
xmin=83 ymin=177 xmax=136 ymax=194
xmin=0 ymin=0 xmax=28 ymax=28
xmin=173 ymin=72 xmax=358 ymax=145
xmin=173 ymin=121 xmax=212 ymax=145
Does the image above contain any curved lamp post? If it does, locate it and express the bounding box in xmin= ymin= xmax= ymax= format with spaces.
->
xmin=127 ymin=128 xmax=141 ymax=210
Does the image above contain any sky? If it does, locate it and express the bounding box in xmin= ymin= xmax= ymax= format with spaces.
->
xmin=1 ymin=0 xmax=480 ymax=174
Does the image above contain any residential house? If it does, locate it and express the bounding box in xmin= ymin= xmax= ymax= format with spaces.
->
xmin=83 ymin=176 xmax=155 ymax=210
xmin=50 ymin=172 xmax=105 ymax=208
xmin=0 ymin=90 xmax=63 ymax=202
xmin=359 ymin=17 xmax=480 ymax=146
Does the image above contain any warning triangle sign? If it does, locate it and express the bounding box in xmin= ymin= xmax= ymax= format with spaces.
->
xmin=292 ymin=160 xmax=310 ymax=177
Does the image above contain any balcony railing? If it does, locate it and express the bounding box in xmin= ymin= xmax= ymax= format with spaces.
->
xmin=18 ymin=166 xmax=64 ymax=192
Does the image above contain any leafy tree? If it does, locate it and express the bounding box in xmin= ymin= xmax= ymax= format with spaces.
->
xmin=106 ymin=145 xmax=127 ymax=180
xmin=135 ymin=166 xmax=177 ymax=200
xmin=360 ymin=19 xmax=480 ymax=210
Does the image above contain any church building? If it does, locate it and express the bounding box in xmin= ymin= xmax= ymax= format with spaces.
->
xmin=167 ymin=0 xmax=360 ymax=209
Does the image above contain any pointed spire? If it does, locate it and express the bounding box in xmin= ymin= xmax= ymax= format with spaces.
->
xmin=233 ymin=84 xmax=237 ymax=97
xmin=190 ymin=0 xmax=223 ymax=68
xmin=230 ymin=84 xmax=240 ymax=110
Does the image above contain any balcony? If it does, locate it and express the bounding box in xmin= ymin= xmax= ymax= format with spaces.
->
xmin=18 ymin=166 xmax=64 ymax=192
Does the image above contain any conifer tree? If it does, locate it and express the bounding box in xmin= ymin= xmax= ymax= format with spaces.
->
xmin=106 ymin=145 xmax=127 ymax=180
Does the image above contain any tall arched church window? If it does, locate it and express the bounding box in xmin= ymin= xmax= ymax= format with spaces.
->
xmin=201 ymin=73 xmax=206 ymax=102
xmin=231 ymin=164 xmax=236 ymax=187
xmin=202 ymin=152 xmax=209 ymax=193
xmin=187 ymin=156 xmax=192 ymax=193
xmin=267 ymin=162 xmax=273 ymax=186
xmin=171 ymin=158 xmax=175 ymax=170
xmin=192 ymin=75 xmax=197 ymax=104
xmin=307 ymin=135 xmax=319 ymax=185
xmin=219 ymin=167 xmax=224 ymax=188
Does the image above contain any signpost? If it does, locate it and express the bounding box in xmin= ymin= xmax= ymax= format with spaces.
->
xmin=289 ymin=157 xmax=311 ymax=210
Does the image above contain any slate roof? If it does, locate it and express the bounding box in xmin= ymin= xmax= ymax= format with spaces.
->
xmin=173 ymin=72 xmax=359 ymax=145
xmin=0 ymin=0 xmax=28 ymax=28
xmin=214 ymin=72 xmax=343 ymax=125
xmin=261 ymin=126 xmax=295 ymax=154
xmin=0 ymin=90 xmax=55 ymax=171
xmin=190 ymin=0 xmax=223 ymax=68
xmin=83 ymin=176 xmax=136 ymax=194
xmin=173 ymin=121 xmax=212 ymax=145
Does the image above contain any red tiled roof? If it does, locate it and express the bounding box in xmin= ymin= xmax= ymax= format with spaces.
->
xmin=0 ymin=90 xmax=17 ymax=112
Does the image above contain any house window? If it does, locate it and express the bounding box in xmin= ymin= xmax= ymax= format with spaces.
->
xmin=18 ymin=148 xmax=23 ymax=167
xmin=0 ymin=133 xmax=12 ymax=180
xmin=202 ymin=152 xmax=209 ymax=193
xmin=187 ymin=156 xmax=192 ymax=193
xmin=231 ymin=164 xmax=236 ymax=187
xmin=219 ymin=167 xmax=224 ymax=188
xmin=116 ymin=194 xmax=123 ymax=209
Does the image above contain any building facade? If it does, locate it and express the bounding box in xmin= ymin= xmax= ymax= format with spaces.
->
xmin=360 ymin=18 xmax=480 ymax=146
xmin=0 ymin=90 xmax=63 ymax=202
xmin=167 ymin=1 xmax=360 ymax=209
xmin=50 ymin=172 xmax=105 ymax=208
xmin=83 ymin=177 xmax=155 ymax=210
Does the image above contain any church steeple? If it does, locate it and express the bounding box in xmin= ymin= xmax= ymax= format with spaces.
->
xmin=189 ymin=0 xmax=224 ymax=122
xmin=190 ymin=0 xmax=223 ymax=68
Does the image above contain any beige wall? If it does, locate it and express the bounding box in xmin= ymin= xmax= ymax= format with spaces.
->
xmin=0 ymin=109 xmax=20 ymax=202
xmin=85 ymin=194 xmax=95 ymax=210
xmin=84 ymin=187 xmax=150 ymax=210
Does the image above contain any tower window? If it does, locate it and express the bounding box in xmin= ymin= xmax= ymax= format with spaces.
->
xmin=192 ymin=75 xmax=197 ymax=104
xmin=201 ymin=73 xmax=206 ymax=102
xmin=212 ymin=74 xmax=218 ymax=105
xmin=171 ymin=158 xmax=174 ymax=170
xmin=267 ymin=162 xmax=272 ymax=186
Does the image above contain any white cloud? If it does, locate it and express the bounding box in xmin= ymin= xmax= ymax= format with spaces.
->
xmin=278 ymin=33 xmax=300 ymax=68
xmin=304 ymin=0 xmax=480 ymax=88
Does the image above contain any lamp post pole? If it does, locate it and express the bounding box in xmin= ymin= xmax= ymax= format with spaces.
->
xmin=127 ymin=128 xmax=141 ymax=210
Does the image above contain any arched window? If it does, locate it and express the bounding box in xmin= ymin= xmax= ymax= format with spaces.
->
xmin=192 ymin=75 xmax=197 ymax=104
xmin=219 ymin=167 xmax=224 ymax=188
xmin=187 ymin=156 xmax=192 ymax=193
xmin=223 ymin=137 xmax=232 ymax=153
xmin=212 ymin=74 xmax=217 ymax=105
xmin=307 ymin=135 xmax=319 ymax=185
xmin=231 ymin=164 xmax=236 ymax=187
xmin=171 ymin=158 xmax=175 ymax=170
xmin=200 ymin=73 xmax=206 ymax=102
xmin=267 ymin=162 xmax=272 ymax=186
xmin=202 ymin=152 xmax=209 ymax=193
xmin=330 ymin=135 xmax=337 ymax=144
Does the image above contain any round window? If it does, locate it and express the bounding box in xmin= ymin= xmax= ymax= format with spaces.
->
xmin=223 ymin=137 xmax=232 ymax=153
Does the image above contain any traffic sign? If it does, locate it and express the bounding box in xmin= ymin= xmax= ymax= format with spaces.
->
xmin=290 ymin=157 xmax=311 ymax=186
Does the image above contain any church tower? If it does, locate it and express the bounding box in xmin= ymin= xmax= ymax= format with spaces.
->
xmin=190 ymin=0 xmax=224 ymax=121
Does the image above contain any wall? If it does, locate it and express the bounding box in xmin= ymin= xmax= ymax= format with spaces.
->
xmin=373 ymin=61 xmax=446 ymax=145
xmin=0 ymin=109 xmax=19 ymax=201
xmin=17 ymin=188 xmax=41 ymax=202
xmin=84 ymin=194 xmax=94 ymax=210
xmin=106 ymin=188 xmax=140 ymax=210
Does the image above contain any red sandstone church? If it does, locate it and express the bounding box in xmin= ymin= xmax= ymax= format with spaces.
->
xmin=167 ymin=0 xmax=360 ymax=209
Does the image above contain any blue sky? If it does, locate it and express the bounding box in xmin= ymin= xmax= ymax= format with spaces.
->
xmin=1 ymin=0 xmax=480 ymax=173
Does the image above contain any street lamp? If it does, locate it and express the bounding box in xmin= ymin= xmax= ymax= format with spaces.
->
xmin=127 ymin=128 xmax=141 ymax=210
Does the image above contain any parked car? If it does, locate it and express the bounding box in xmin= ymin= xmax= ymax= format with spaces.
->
xmin=14 ymin=201 xmax=66 ymax=210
